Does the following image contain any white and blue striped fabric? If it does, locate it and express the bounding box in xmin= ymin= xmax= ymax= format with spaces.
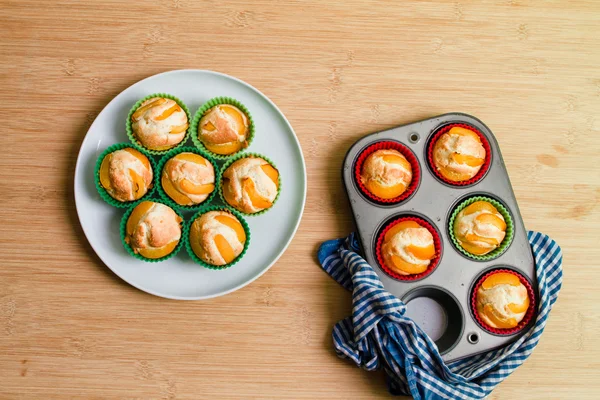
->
xmin=318 ymin=231 xmax=562 ymax=399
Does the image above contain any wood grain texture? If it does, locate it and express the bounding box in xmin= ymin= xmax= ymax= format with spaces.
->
xmin=1 ymin=0 xmax=599 ymax=398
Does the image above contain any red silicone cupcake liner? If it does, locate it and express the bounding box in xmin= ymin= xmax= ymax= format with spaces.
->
xmin=471 ymin=269 xmax=536 ymax=335
xmin=427 ymin=123 xmax=492 ymax=186
xmin=354 ymin=141 xmax=420 ymax=205
xmin=375 ymin=216 xmax=441 ymax=281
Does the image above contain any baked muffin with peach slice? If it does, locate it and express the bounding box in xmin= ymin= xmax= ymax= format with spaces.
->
xmin=453 ymin=201 xmax=506 ymax=256
xmin=381 ymin=220 xmax=436 ymax=276
xmin=161 ymin=152 xmax=215 ymax=206
xmin=125 ymin=201 xmax=182 ymax=259
xmin=432 ymin=126 xmax=486 ymax=182
xmin=189 ymin=210 xmax=247 ymax=266
xmin=476 ymin=271 xmax=530 ymax=329
xmin=131 ymin=97 xmax=189 ymax=151
xmin=99 ymin=147 xmax=153 ymax=202
xmin=199 ymin=104 xmax=250 ymax=156
xmin=221 ymin=156 xmax=279 ymax=214
xmin=361 ymin=149 xmax=413 ymax=199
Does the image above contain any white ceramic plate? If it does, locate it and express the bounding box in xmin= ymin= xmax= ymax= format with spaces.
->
xmin=74 ymin=70 xmax=306 ymax=300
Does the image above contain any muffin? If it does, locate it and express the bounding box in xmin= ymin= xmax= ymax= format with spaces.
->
xmin=432 ymin=126 xmax=486 ymax=182
xmin=453 ymin=201 xmax=506 ymax=256
xmin=189 ymin=210 xmax=247 ymax=266
xmin=221 ymin=157 xmax=279 ymax=214
xmin=361 ymin=149 xmax=413 ymax=199
xmin=131 ymin=97 xmax=188 ymax=151
xmin=125 ymin=201 xmax=182 ymax=259
xmin=476 ymin=271 xmax=530 ymax=329
xmin=198 ymin=104 xmax=249 ymax=155
xmin=381 ymin=220 xmax=436 ymax=275
xmin=99 ymin=147 xmax=153 ymax=202
xmin=161 ymin=152 xmax=215 ymax=206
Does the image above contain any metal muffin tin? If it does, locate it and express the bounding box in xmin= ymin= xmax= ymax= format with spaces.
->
xmin=342 ymin=113 xmax=536 ymax=362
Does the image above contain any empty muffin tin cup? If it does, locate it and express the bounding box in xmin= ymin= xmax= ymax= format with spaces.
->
xmin=470 ymin=268 xmax=536 ymax=336
xmin=426 ymin=123 xmax=492 ymax=187
xmin=375 ymin=215 xmax=442 ymax=281
xmin=403 ymin=287 xmax=463 ymax=354
xmin=354 ymin=141 xmax=421 ymax=205
xmin=448 ymin=195 xmax=514 ymax=261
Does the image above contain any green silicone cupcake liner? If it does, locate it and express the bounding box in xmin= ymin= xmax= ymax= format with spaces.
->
xmin=155 ymin=146 xmax=220 ymax=212
xmin=120 ymin=200 xmax=185 ymax=263
xmin=190 ymin=97 xmax=255 ymax=160
xmin=126 ymin=93 xmax=192 ymax=156
xmin=218 ymin=152 xmax=282 ymax=217
xmin=448 ymin=196 xmax=514 ymax=261
xmin=184 ymin=205 xmax=251 ymax=270
xmin=94 ymin=143 xmax=157 ymax=209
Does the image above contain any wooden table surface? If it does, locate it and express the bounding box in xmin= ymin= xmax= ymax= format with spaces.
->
xmin=1 ymin=1 xmax=599 ymax=398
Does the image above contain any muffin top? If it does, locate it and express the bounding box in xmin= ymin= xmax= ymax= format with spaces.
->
xmin=221 ymin=157 xmax=279 ymax=214
xmin=99 ymin=147 xmax=153 ymax=202
xmin=432 ymin=126 xmax=485 ymax=182
xmin=199 ymin=104 xmax=249 ymax=155
xmin=476 ymin=272 xmax=530 ymax=329
xmin=131 ymin=97 xmax=188 ymax=151
xmin=162 ymin=152 xmax=215 ymax=206
xmin=189 ymin=210 xmax=246 ymax=266
xmin=453 ymin=200 xmax=506 ymax=256
xmin=361 ymin=149 xmax=412 ymax=199
xmin=125 ymin=201 xmax=182 ymax=259
xmin=381 ymin=220 xmax=435 ymax=276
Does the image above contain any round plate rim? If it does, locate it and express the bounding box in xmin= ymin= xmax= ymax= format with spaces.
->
xmin=74 ymin=69 xmax=307 ymax=300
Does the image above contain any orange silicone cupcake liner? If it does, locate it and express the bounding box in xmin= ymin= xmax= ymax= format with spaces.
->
xmin=427 ymin=123 xmax=492 ymax=186
xmin=375 ymin=216 xmax=441 ymax=281
xmin=471 ymin=269 xmax=536 ymax=335
xmin=354 ymin=141 xmax=420 ymax=205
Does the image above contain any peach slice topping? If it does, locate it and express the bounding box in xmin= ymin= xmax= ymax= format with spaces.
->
xmin=452 ymin=153 xmax=484 ymax=167
xmin=382 ymin=154 xmax=411 ymax=170
xmin=123 ymin=148 xmax=151 ymax=169
xmin=139 ymin=239 xmax=178 ymax=259
xmin=154 ymin=104 xmax=181 ymax=121
xmin=482 ymin=304 xmax=518 ymax=329
xmin=204 ymin=141 xmax=244 ymax=155
xmin=449 ymin=126 xmax=481 ymax=143
xmin=458 ymin=240 xmax=494 ymax=255
xmin=260 ymin=164 xmax=279 ymax=187
xmin=481 ymin=272 xmax=521 ymax=290
xmin=220 ymin=104 xmax=248 ymax=135
xmin=508 ymin=297 xmax=530 ymax=314
xmin=221 ymin=179 xmax=238 ymax=208
xmin=390 ymin=255 xmax=428 ymax=275
xmin=215 ymin=215 xmax=246 ymax=243
xmin=162 ymin=174 xmax=192 ymax=205
xmin=242 ymin=177 xmax=272 ymax=210
xmin=126 ymin=201 xmax=154 ymax=237
xmin=132 ymin=98 xmax=167 ymax=120
xmin=129 ymin=169 xmax=147 ymax=199
xmin=476 ymin=213 xmax=506 ymax=230
xmin=214 ymin=234 xmax=237 ymax=264
xmin=175 ymin=152 xmax=208 ymax=166
xmin=180 ymin=179 xmax=214 ymax=195
xmin=99 ymin=154 xmax=112 ymax=190
xmin=462 ymin=201 xmax=498 ymax=216
xmin=203 ymin=121 xmax=216 ymax=131
xmin=170 ymin=123 xmax=189 ymax=134
xmin=366 ymin=180 xmax=406 ymax=199
xmin=406 ymin=244 xmax=435 ymax=260
xmin=384 ymin=220 xmax=421 ymax=242
xmin=464 ymin=233 xmax=500 ymax=246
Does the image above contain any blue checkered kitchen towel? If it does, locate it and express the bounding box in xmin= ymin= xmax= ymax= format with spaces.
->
xmin=318 ymin=231 xmax=562 ymax=399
